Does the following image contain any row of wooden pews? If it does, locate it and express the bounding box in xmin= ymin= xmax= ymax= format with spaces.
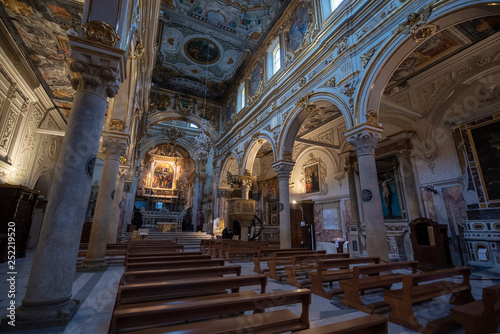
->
xmin=109 ymin=239 xmax=388 ymax=334
xmin=249 ymin=247 xmax=500 ymax=333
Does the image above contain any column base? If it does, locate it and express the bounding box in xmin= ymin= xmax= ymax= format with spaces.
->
xmin=77 ymin=258 xmax=109 ymax=272
xmin=0 ymin=299 xmax=79 ymax=331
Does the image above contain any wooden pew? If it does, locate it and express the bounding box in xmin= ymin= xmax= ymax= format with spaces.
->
xmin=221 ymin=242 xmax=280 ymax=262
xmin=121 ymin=265 xmax=242 ymax=285
xmin=252 ymin=248 xmax=306 ymax=273
xmin=294 ymin=314 xmax=387 ymax=334
xmin=116 ymin=274 xmax=267 ymax=306
xmin=268 ymin=250 xmax=327 ymax=280
xmin=339 ymin=261 xmax=419 ymax=313
xmin=383 ymin=266 xmax=474 ymax=333
xmin=285 ymin=253 xmax=350 ymax=288
xmin=451 ymin=283 xmax=500 ymax=334
xmin=109 ymin=289 xmax=310 ymax=334
xmin=124 ymin=259 xmax=225 ymax=272
xmin=308 ymin=257 xmax=380 ymax=299
xmin=125 ymin=254 xmax=210 ymax=264
xmin=126 ymin=244 xmax=184 ymax=255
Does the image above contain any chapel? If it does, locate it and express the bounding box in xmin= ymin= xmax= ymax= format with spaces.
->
xmin=0 ymin=0 xmax=499 ymax=333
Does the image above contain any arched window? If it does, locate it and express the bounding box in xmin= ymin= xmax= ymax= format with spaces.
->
xmin=330 ymin=0 xmax=343 ymax=11
xmin=272 ymin=43 xmax=281 ymax=74
xmin=238 ymin=83 xmax=246 ymax=111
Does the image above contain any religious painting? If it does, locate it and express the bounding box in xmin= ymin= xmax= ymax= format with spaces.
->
xmin=248 ymin=64 xmax=262 ymax=97
xmin=184 ymin=38 xmax=220 ymax=64
xmin=152 ymin=163 xmax=174 ymax=189
xmin=304 ymin=164 xmax=320 ymax=194
xmin=287 ymin=5 xmax=309 ymax=52
xmin=377 ymin=170 xmax=403 ymax=219
xmin=469 ymin=120 xmax=500 ymax=201
xmin=322 ymin=208 xmax=339 ymax=230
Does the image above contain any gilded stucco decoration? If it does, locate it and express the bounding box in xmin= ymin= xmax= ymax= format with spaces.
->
xmin=392 ymin=2 xmax=434 ymax=35
xmin=108 ymin=119 xmax=125 ymax=131
xmin=82 ymin=21 xmax=120 ymax=46
xmin=149 ymin=91 xmax=171 ymax=113
xmin=175 ymin=95 xmax=195 ymax=115
xmin=360 ymin=47 xmax=377 ymax=68
xmin=366 ymin=110 xmax=379 ymax=125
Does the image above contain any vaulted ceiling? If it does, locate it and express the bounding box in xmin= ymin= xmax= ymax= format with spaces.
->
xmin=152 ymin=0 xmax=290 ymax=101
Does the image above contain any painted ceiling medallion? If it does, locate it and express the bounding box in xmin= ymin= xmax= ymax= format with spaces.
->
xmin=184 ymin=38 xmax=221 ymax=64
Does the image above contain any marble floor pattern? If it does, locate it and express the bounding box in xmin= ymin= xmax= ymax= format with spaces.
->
xmin=1 ymin=250 xmax=499 ymax=334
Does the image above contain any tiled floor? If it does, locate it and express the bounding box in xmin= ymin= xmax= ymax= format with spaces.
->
xmin=1 ymin=250 xmax=499 ymax=334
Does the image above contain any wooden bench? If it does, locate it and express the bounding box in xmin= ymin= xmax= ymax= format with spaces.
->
xmin=126 ymin=245 xmax=184 ymax=255
xmin=285 ymin=253 xmax=351 ymax=288
xmin=109 ymin=289 xmax=310 ymax=334
xmin=339 ymin=261 xmax=419 ymax=313
xmin=125 ymin=254 xmax=211 ymax=264
xmin=383 ymin=266 xmax=474 ymax=333
xmin=121 ymin=265 xmax=242 ymax=285
xmin=294 ymin=314 xmax=387 ymax=334
xmin=124 ymin=259 xmax=225 ymax=272
xmin=268 ymin=250 xmax=327 ymax=280
xmin=451 ymin=283 xmax=500 ymax=334
xmin=116 ymin=274 xmax=267 ymax=306
xmin=308 ymin=257 xmax=380 ymax=299
xmin=221 ymin=242 xmax=281 ymax=262
xmin=252 ymin=248 xmax=306 ymax=273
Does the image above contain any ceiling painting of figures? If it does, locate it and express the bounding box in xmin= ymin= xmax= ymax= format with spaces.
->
xmin=153 ymin=0 xmax=291 ymax=101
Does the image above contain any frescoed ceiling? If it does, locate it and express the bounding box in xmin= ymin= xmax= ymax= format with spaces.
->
xmin=385 ymin=16 xmax=500 ymax=96
xmin=0 ymin=0 xmax=83 ymax=116
xmin=152 ymin=0 xmax=291 ymax=101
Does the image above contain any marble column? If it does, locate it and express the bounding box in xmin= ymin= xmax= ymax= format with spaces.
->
xmin=9 ymin=38 xmax=125 ymax=328
xmin=346 ymin=164 xmax=364 ymax=255
xmin=346 ymin=124 xmax=389 ymax=262
xmin=397 ymin=150 xmax=422 ymax=221
xmin=107 ymin=168 xmax=128 ymax=244
xmin=272 ymin=160 xmax=295 ymax=249
xmin=81 ymin=138 xmax=127 ymax=270
xmin=191 ymin=172 xmax=207 ymax=232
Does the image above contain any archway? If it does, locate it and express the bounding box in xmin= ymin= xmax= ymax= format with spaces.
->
xmin=357 ymin=3 xmax=500 ymax=265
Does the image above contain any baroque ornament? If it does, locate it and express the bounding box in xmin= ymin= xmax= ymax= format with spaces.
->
xmin=82 ymin=21 xmax=120 ymax=46
xmin=108 ymin=119 xmax=125 ymax=131
xmin=360 ymin=47 xmax=377 ymax=68
xmin=392 ymin=3 xmax=433 ymax=35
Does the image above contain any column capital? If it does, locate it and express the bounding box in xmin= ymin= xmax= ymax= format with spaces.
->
xmin=217 ymin=186 xmax=233 ymax=198
xmin=102 ymin=138 xmax=128 ymax=161
xmin=68 ymin=35 xmax=126 ymax=99
xmin=272 ymin=160 xmax=295 ymax=180
xmin=345 ymin=124 xmax=383 ymax=157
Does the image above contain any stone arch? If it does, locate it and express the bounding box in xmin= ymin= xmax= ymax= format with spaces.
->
xmin=139 ymin=137 xmax=195 ymax=162
xmin=147 ymin=112 xmax=219 ymax=142
xmin=242 ymin=134 xmax=276 ymax=175
xmin=32 ymin=171 xmax=52 ymax=198
xmin=220 ymin=152 xmax=240 ymax=186
xmin=357 ymin=1 xmax=500 ymax=125
xmin=279 ymin=92 xmax=350 ymax=160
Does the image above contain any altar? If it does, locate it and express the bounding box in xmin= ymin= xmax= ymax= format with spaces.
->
xmin=157 ymin=221 xmax=179 ymax=232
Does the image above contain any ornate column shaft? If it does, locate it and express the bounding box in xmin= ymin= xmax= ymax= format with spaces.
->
xmin=191 ymin=172 xmax=207 ymax=232
xmin=272 ymin=160 xmax=295 ymax=249
xmin=346 ymin=164 xmax=364 ymax=255
xmin=346 ymin=124 xmax=389 ymax=262
xmin=82 ymin=138 xmax=127 ymax=270
xmin=13 ymin=35 xmax=126 ymax=328
xmin=107 ymin=168 xmax=128 ymax=243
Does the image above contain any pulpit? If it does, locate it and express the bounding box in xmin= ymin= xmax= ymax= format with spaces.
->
xmin=228 ymin=198 xmax=255 ymax=241
xmin=0 ymin=184 xmax=41 ymax=263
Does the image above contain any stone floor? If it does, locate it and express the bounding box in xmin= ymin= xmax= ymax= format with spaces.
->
xmin=1 ymin=250 xmax=499 ymax=334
